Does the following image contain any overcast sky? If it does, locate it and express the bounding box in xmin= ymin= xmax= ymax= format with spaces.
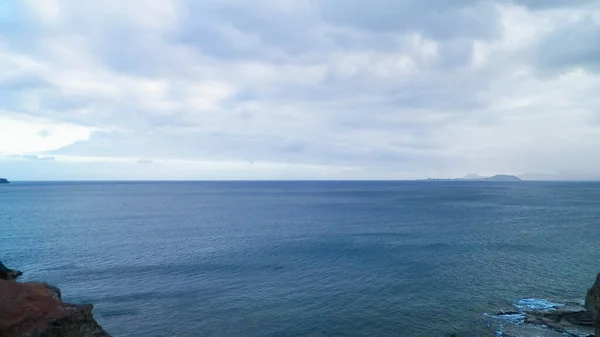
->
xmin=1 ymin=0 xmax=600 ymax=180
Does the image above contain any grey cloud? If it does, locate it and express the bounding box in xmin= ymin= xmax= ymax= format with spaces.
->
xmin=0 ymin=0 xmax=505 ymax=131
xmin=94 ymin=30 xmax=186 ymax=77
xmin=435 ymin=39 xmax=476 ymax=68
xmin=177 ymin=2 xmax=323 ymax=56
xmin=534 ymin=16 xmax=600 ymax=74
xmin=514 ymin=0 xmax=597 ymax=10
xmin=317 ymin=0 xmax=501 ymax=40
xmin=0 ymin=73 xmax=50 ymax=91
xmin=3 ymin=0 xmax=600 ymax=178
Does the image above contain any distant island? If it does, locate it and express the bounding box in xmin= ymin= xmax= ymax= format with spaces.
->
xmin=421 ymin=174 xmax=522 ymax=182
xmin=0 ymin=178 xmax=8 ymax=184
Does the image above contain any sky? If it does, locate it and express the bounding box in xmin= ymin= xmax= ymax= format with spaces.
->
xmin=1 ymin=0 xmax=600 ymax=180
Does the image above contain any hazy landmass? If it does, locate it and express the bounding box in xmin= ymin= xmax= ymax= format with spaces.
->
xmin=424 ymin=171 xmax=600 ymax=181
xmin=421 ymin=174 xmax=522 ymax=181
xmin=462 ymin=174 xmax=485 ymax=180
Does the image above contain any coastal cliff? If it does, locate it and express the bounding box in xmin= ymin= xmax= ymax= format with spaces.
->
xmin=587 ymin=273 xmax=600 ymax=336
xmin=0 ymin=261 xmax=110 ymax=337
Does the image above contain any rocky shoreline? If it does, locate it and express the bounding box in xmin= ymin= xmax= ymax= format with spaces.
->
xmin=487 ymin=273 xmax=600 ymax=337
xmin=0 ymin=261 xmax=110 ymax=337
xmin=1 ymin=260 xmax=599 ymax=336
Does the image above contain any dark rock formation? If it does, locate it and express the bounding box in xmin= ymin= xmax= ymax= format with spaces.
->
xmin=506 ymin=273 xmax=600 ymax=336
xmin=586 ymin=273 xmax=600 ymax=336
xmin=33 ymin=303 xmax=110 ymax=337
xmin=0 ymin=261 xmax=22 ymax=280
xmin=0 ymin=262 xmax=110 ymax=337
xmin=0 ymin=178 xmax=9 ymax=184
xmin=525 ymin=310 xmax=594 ymax=333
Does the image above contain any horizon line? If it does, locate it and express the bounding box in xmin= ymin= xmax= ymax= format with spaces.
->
xmin=3 ymin=179 xmax=600 ymax=183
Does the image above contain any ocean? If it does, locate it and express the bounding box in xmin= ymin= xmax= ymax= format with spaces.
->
xmin=1 ymin=181 xmax=600 ymax=336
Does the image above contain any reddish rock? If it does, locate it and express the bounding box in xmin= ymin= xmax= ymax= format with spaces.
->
xmin=0 ymin=280 xmax=70 ymax=336
xmin=0 ymin=262 xmax=110 ymax=337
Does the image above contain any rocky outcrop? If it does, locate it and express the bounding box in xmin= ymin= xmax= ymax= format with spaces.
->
xmin=0 ymin=261 xmax=23 ymax=280
xmin=498 ymin=273 xmax=600 ymax=337
xmin=586 ymin=273 xmax=600 ymax=336
xmin=524 ymin=309 xmax=594 ymax=334
xmin=0 ymin=178 xmax=9 ymax=184
xmin=0 ymin=262 xmax=110 ymax=337
xmin=488 ymin=274 xmax=600 ymax=337
xmin=491 ymin=301 xmax=595 ymax=337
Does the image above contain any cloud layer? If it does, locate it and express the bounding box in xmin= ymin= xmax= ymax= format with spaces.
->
xmin=1 ymin=0 xmax=600 ymax=179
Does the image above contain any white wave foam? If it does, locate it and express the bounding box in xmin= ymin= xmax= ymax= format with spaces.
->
xmin=484 ymin=312 xmax=525 ymax=324
xmin=514 ymin=298 xmax=565 ymax=311
xmin=495 ymin=324 xmax=503 ymax=337
xmin=484 ymin=298 xmax=583 ymax=336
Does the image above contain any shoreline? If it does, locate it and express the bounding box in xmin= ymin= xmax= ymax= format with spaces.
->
xmin=0 ymin=261 xmax=110 ymax=337
xmin=1 ymin=260 xmax=598 ymax=336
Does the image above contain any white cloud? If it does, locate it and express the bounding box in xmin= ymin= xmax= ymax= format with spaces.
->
xmin=0 ymin=114 xmax=94 ymax=154
xmin=1 ymin=0 xmax=600 ymax=179
xmin=22 ymin=0 xmax=62 ymax=24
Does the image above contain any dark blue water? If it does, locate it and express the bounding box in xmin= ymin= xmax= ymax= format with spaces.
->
xmin=1 ymin=181 xmax=600 ymax=336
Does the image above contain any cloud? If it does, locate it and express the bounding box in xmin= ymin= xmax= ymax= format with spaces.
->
xmin=0 ymin=115 xmax=95 ymax=154
xmin=534 ymin=15 xmax=600 ymax=74
xmin=37 ymin=129 xmax=51 ymax=138
xmin=6 ymin=154 xmax=55 ymax=161
xmin=0 ymin=0 xmax=600 ymax=179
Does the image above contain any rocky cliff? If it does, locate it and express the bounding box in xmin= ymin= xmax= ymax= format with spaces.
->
xmin=0 ymin=262 xmax=110 ymax=337
xmin=586 ymin=273 xmax=600 ymax=336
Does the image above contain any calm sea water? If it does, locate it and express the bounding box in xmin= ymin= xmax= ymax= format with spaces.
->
xmin=1 ymin=181 xmax=600 ymax=336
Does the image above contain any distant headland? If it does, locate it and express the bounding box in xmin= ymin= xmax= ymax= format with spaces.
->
xmin=0 ymin=178 xmax=9 ymax=184
xmin=421 ymin=174 xmax=522 ymax=182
